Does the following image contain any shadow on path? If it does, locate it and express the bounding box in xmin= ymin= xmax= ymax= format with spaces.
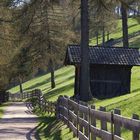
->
xmin=0 ymin=102 xmax=38 ymax=140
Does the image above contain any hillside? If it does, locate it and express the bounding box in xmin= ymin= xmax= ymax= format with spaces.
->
xmin=90 ymin=17 xmax=140 ymax=48
xmin=8 ymin=66 xmax=140 ymax=140
xmin=8 ymin=17 xmax=140 ymax=140
xmin=9 ymin=66 xmax=75 ymax=101
xmin=9 ymin=66 xmax=140 ymax=110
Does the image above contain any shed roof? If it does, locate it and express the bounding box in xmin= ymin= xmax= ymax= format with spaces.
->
xmin=65 ymin=45 xmax=140 ymax=66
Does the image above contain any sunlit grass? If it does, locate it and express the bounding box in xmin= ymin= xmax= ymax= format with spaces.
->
xmin=9 ymin=66 xmax=75 ymax=101
xmin=34 ymin=115 xmax=78 ymax=140
xmin=90 ymin=17 xmax=140 ymax=46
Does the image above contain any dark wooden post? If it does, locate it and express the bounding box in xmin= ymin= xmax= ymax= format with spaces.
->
xmin=132 ymin=114 xmax=139 ymax=140
xmin=56 ymin=96 xmax=61 ymax=119
xmin=74 ymin=66 xmax=80 ymax=97
xmin=67 ymin=98 xmax=70 ymax=128
xmin=100 ymin=106 xmax=107 ymax=131
xmin=79 ymin=103 xmax=83 ymax=133
xmin=91 ymin=105 xmax=96 ymax=140
xmin=111 ymin=111 xmax=114 ymax=140
xmin=84 ymin=104 xmax=89 ymax=138
xmin=114 ymin=109 xmax=121 ymax=137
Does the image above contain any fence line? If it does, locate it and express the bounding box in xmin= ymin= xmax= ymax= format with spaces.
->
xmin=9 ymin=89 xmax=56 ymax=114
xmin=8 ymin=90 xmax=140 ymax=140
xmin=0 ymin=92 xmax=9 ymax=104
xmin=57 ymin=96 xmax=140 ymax=140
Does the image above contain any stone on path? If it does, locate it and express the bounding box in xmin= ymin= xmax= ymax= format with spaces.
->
xmin=0 ymin=102 xmax=38 ymax=140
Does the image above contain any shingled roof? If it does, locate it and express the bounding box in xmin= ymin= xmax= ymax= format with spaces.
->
xmin=65 ymin=45 xmax=140 ymax=66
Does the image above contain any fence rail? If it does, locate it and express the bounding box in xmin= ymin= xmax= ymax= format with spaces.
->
xmin=0 ymin=92 xmax=9 ymax=104
xmin=57 ymin=96 xmax=140 ymax=140
xmin=9 ymin=89 xmax=56 ymax=114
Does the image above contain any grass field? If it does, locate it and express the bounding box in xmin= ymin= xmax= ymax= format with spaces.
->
xmin=9 ymin=66 xmax=140 ymax=110
xmin=9 ymin=66 xmax=75 ymax=101
xmin=90 ymin=17 xmax=140 ymax=47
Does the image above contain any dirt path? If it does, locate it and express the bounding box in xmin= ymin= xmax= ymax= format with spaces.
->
xmin=0 ymin=102 xmax=38 ymax=140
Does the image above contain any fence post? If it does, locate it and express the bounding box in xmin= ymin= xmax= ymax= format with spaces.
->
xmin=79 ymin=101 xmax=84 ymax=133
xmin=56 ymin=97 xmax=60 ymax=119
xmin=111 ymin=111 xmax=114 ymax=140
xmin=88 ymin=106 xmax=91 ymax=140
xmin=91 ymin=105 xmax=96 ymax=140
xmin=76 ymin=100 xmax=79 ymax=138
xmin=114 ymin=109 xmax=121 ymax=137
xmin=84 ymin=103 xmax=89 ymax=138
xmin=48 ymin=101 xmax=50 ymax=114
xmin=44 ymin=99 xmax=47 ymax=113
xmin=57 ymin=95 xmax=63 ymax=119
xmin=64 ymin=96 xmax=69 ymax=127
xmin=132 ymin=114 xmax=139 ymax=140
xmin=100 ymin=106 xmax=107 ymax=131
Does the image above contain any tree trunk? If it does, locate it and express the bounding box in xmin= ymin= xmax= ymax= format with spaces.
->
xmin=79 ymin=0 xmax=92 ymax=101
xmin=102 ymin=26 xmax=105 ymax=47
xmin=96 ymin=31 xmax=99 ymax=46
xmin=121 ymin=3 xmax=129 ymax=48
xmin=107 ymin=31 xmax=110 ymax=41
xmin=49 ymin=58 xmax=55 ymax=89
xmin=19 ymin=77 xmax=23 ymax=93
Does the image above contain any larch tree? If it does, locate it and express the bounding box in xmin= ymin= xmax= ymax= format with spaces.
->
xmin=0 ymin=0 xmax=20 ymax=92
xmin=9 ymin=0 xmax=77 ymax=90
xmin=79 ymin=0 xmax=92 ymax=101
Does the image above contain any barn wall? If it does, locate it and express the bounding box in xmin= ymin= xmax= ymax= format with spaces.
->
xmin=74 ymin=66 xmax=80 ymax=97
xmin=90 ymin=64 xmax=132 ymax=99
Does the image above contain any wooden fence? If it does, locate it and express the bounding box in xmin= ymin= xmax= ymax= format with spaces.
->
xmin=9 ymin=89 xmax=56 ymax=114
xmin=9 ymin=89 xmax=42 ymax=101
xmin=57 ymin=96 xmax=140 ymax=140
xmin=0 ymin=92 xmax=9 ymax=104
xmin=32 ymin=90 xmax=56 ymax=114
xmin=8 ymin=90 xmax=140 ymax=140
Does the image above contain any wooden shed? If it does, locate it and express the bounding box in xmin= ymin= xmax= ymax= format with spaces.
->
xmin=64 ymin=45 xmax=140 ymax=99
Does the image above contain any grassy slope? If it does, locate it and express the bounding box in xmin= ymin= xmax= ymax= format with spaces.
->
xmin=9 ymin=66 xmax=140 ymax=140
xmin=90 ymin=17 xmax=140 ymax=48
xmin=9 ymin=66 xmax=75 ymax=101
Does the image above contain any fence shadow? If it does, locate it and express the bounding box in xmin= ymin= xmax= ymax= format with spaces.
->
xmin=34 ymin=116 xmax=66 ymax=140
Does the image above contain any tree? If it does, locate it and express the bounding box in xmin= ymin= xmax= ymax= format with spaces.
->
xmin=11 ymin=46 xmax=33 ymax=94
xmin=121 ymin=2 xmax=129 ymax=48
xmin=89 ymin=0 xmax=117 ymax=46
xmin=9 ymin=0 xmax=78 ymax=90
xmin=0 ymin=0 xmax=21 ymax=93
xmin=79 ymin=0 xmax=92 ymax=101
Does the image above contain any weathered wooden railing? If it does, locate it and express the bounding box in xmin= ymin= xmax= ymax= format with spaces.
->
xmin=9 ymin=89 xmax=41 ymax=101
xmin=0 ymin=92 xmax=9 ymax=104
xmin=57 ymin=96 xmax=140 ymax=140
xmin=9 ymin=89 xmax=56 ymax=114
xmin=33 ymin=90 xmax=56 ymax=114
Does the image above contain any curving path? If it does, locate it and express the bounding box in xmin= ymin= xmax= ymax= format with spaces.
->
xmin=0 ymin=102 xmax=38 ymax=140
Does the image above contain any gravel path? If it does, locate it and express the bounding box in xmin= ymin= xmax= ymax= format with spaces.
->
xmin=0 ymin=102 xmax=38 ymax=140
